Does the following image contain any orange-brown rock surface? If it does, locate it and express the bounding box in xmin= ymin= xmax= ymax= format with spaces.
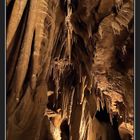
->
xmin=6 ymin=0 xmax=134 ymax=140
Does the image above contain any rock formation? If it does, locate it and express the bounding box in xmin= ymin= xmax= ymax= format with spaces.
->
xmin=6 ymin=0 xmax=134 ymax=139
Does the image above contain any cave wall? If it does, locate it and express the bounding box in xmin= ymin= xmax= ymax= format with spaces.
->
xmin=6 ymin=0 xmax=134 ymax=140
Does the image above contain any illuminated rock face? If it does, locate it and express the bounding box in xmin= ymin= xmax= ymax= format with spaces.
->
xmin=6 ymin=0 xmax=134 ymax=140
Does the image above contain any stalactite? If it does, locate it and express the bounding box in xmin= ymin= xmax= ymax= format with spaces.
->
xmin=51 ymin=59 xmax=71 ymax=101
xmin=7 ymin=0 xmax=28 ymax=51
xmin=80 ymin=76 xmax=87 ymax=104
xmin=65 ymin=0 xmax=73 ymax=63
xmin=31 ymin=0 xmax=49 ymax=90
xmin=79 ymin=98 xmax=87 ymax=140
xmin=7 ymin=0 xmax=38 ymax=117
xmin=67 ymin=87 xmax=75 ymax=124
xmin=7 ymin=0 xmax=134 ymax=139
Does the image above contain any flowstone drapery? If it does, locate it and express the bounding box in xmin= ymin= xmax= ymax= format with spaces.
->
xmin=7 ymin=0 xmax=134 ymax=140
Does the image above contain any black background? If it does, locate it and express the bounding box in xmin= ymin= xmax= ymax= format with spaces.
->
xmin=0 ymin=0 xmax=139 ymax=140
